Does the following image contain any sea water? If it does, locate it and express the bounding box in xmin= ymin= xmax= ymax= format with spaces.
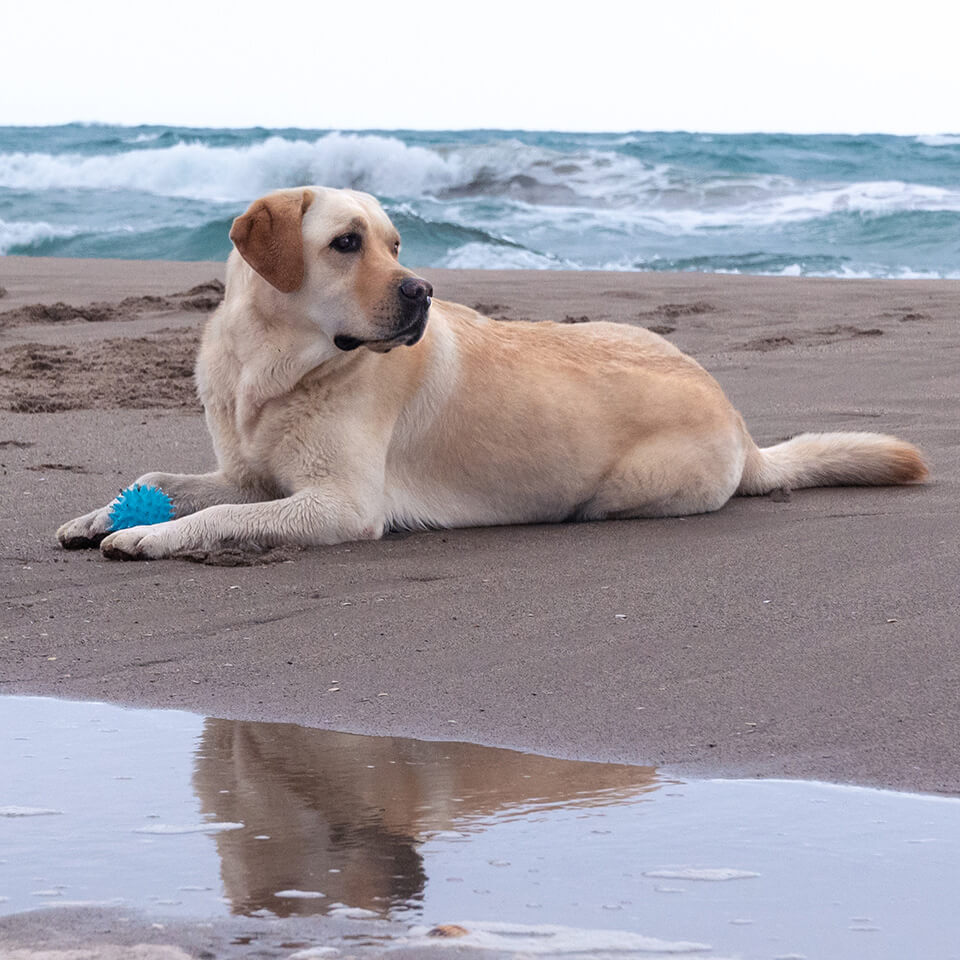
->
xmin=1 ymin=125 xmax=960 ymax=277
xmin=2 ymin=695 xmax=958 ymax=959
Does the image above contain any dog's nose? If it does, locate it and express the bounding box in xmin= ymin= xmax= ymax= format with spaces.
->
xmin=399 ymin=277 xmax=433 ymax=302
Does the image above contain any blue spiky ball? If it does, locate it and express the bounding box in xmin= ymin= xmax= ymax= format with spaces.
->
xmin=108 ymin=484 xmax=174 ymax=531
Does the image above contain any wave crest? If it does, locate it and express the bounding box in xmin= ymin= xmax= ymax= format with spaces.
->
xmin=0 ymin=218 xmax=79 ymax=255
xmin=439 ymin=242 xmax=570 ymax=270
xmin=0 ymin=133 xmax=461 ymax=202
xmin=0 ymin=132 xmax=668 ymax=209
xmin=4 ymin=127 xmax=959 ymax=278
xmin=916 ymin=134 xmax=960 ymax=147
xmin=3 ymin=132 xmax=960 ymax=232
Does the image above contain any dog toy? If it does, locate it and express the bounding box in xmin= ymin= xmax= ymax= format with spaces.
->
xmin=108 ymin=484 xmax=175 ymax=531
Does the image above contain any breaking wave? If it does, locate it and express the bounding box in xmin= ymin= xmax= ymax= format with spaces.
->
xmin=3 ymin=126 xmax=960 ymax=276
xmin=0 ymin=218 xmax=80 ymax=255
xmin=0 ymin=133 xmax=460 ymax=202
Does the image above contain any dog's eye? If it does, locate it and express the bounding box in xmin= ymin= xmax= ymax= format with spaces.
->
xmin=331 ymin=233 xmax=362 ymax=253
xmin=393 ymin=239 xmax=401 ymax=256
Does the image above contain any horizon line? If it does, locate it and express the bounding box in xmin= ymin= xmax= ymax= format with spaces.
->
xmin=1 ymin=121 xmax=958 ymax=138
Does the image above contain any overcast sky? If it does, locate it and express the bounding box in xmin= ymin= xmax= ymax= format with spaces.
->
xmin=3 ymin=0 xmax=958 ymax=134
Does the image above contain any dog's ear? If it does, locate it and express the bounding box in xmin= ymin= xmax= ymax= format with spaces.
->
xmin=229 ymin=189 xmax=315 ymax=293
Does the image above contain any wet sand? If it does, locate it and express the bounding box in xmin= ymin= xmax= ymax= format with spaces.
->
xmin=1 ymin=256 xmax=958 ymax=796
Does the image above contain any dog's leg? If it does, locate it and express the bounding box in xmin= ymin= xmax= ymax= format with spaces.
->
xmin=57 ymin=471 xmax=263 ymax=550
xmin=578 ymin=429 xmax=747 ymax=520
xmin=97 ymin=485 xmax=383 ymax=560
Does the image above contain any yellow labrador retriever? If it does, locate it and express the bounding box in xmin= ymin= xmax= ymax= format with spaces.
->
xmin=57 ymin=186 xmax=926 ymax=560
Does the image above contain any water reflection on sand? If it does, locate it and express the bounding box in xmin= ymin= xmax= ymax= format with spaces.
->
xmin=194 ymin=719 xmax=660 ymax=918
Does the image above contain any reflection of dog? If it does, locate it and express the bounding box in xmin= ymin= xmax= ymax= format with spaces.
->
xmin=194 ymin=718 xmax=658 ymax=917
xmin=57 ymin=185 xmax=927 ymax=559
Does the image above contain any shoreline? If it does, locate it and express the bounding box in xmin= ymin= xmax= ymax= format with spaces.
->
xmin=1 ymin=257 xmax=958 ymax=795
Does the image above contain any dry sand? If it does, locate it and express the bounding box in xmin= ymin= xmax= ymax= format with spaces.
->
xmin=1 ymin=256 xmax=958 ymax=795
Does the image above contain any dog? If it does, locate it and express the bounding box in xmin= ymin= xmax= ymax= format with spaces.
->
xmin=56 ymin=186 xmax=927 ymax=560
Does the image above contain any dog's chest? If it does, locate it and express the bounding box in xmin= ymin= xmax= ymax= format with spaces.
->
xmin=243 ymin=388 xmax=343 ymax=486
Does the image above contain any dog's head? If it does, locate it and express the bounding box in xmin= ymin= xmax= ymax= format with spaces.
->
xmin=229 ymin=186 xmax=432 ymax=353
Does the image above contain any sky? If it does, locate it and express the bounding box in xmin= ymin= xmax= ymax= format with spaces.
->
xmin=3 ymin=0 xmax=959 ymax=134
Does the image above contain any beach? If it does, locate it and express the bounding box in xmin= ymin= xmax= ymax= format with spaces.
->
xmin=1 ymin=255 xmax=958 ymax=798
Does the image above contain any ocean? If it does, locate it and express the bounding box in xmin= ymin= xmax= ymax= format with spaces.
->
xmin=1 ymin=124 xmax=959 ymax=278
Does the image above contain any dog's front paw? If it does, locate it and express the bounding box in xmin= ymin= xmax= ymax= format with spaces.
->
xmin=100 ymin=523 xmax=175 ymax=561
xmin=57 ymin=507 xmax=114 ymax=550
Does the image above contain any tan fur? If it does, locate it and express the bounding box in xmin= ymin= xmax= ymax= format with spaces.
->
xmin=738 ymin=431 xmax=928 ymax=494
xmin=55 ymin=187 xmax=927 ymax=560
xmin=229 ymin=188 xmax=315 ymax=293
xmin=193 ymin=718 xmax=656 ymax=915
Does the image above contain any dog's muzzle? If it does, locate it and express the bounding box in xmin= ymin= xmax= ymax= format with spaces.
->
xmin=334 ymin=277 xmax=433 ymax=352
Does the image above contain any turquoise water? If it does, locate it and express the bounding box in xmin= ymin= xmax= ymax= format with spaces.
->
xmin=2 ymin=125 xmax=960 ymax=277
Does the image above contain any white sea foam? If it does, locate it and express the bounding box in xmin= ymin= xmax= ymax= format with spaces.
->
xmin=274 ymin=888 xmax=326 ymax=898
xmin=443 ymin=244 xmax=960 ymax=278
xmin=0 ymin=219 xmax=78 ymax=255
xmin=0 ymin=134 xmax=657 ymax=206
xmin=624 ymin=179 xmax=960 ymax=233
xmin=916 ymin=134 xmax=960 ymax=146
xmin=326 ymin=903 xmax=380 ymax=919
xmin=439 ymin=242 xmax=569 ymax=270
xmin=431 ymin=173 xmax=960 ymax=243
xmin=0 ymin=805 xmax=63 ymax=817
xmin=0 ymin=133 xmax=462 ymax=203
xmin=132 ymin=821 xmax=243 ymax=834
xmin=40 ymin=898 xmax=126 ymax=909
xmin=0 ymin=134 xmax=677 ymax=211
xmin=643 ymin=867 xmax=760 ymax=881
xmin=708 ymin=263 xmax=960 ymax=281
xmin=407 ymin=920 xmax=711 ymax=954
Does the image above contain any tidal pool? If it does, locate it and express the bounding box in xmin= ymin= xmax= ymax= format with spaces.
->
xmin=1 ymin=695 xmax=957 ymax=959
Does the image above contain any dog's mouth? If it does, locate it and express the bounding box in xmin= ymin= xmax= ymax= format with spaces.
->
xmin=334 ymin=303 xmax=430 ymax=354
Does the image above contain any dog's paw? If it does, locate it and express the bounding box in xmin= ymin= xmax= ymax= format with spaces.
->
xmin=56 ymin=507 xmax=114 ymax=550
xmin=100 ymin=523 xmax=175 ymax=561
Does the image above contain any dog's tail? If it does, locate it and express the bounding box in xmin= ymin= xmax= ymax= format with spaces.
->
xmin=737 ymin=431 xmax=928 ymax=495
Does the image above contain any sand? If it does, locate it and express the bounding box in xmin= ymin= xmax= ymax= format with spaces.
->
xmin=1 ymin=256 xmax=959 ymax=797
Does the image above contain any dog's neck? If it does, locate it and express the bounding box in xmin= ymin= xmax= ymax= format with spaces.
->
xmin=209 ymin=260 xmax=357 ymax=435
xmin=237 ymin=316 xmax=353 ymax=436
